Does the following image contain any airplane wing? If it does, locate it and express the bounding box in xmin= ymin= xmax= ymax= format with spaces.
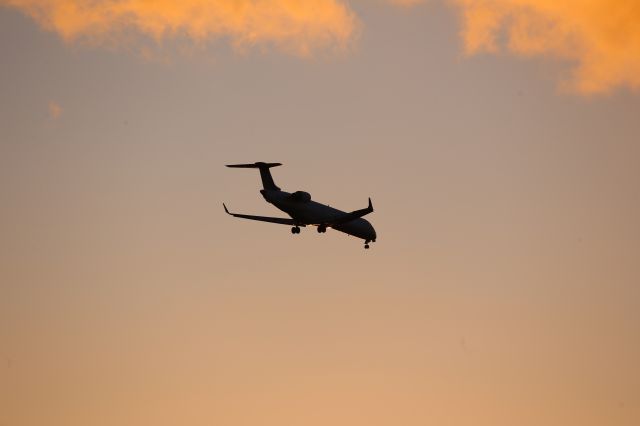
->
xmin=327 ymin=198 xmax=374 ymax=225
xmin=223 ymin=203 xmax=297 ymax=226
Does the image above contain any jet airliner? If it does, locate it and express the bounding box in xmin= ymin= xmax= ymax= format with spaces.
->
xmin=223 ymin=162 xmax=377 ymax=249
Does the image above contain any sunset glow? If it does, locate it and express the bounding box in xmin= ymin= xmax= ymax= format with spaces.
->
xmin=1 ymin=2 xmax=639 ymax=426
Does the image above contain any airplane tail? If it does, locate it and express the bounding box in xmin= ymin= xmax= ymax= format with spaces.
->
xmin=226 ymin=162 xmax=282 ymax=191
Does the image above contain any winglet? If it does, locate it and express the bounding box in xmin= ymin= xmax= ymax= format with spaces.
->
xmin=368 ymin=197 xmax=373 ymax=212
xmin=223 ymin=203 xmax=230 ymax=214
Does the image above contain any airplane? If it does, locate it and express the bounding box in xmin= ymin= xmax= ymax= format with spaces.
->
xmin=223 ymin=162 xmax=377 ymax=249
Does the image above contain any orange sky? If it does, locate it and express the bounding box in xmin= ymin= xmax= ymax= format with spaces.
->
xmin=1 ymin=2 xmax=639 ymax=426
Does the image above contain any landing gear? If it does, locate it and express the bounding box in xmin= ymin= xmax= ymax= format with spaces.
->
xmin=317 ymin=224 xmax=327 ymax=233
xmin=364 ymin=240 xmax=371 ymax=249
xmin=291 ymin=226 xmax=301 ymax=234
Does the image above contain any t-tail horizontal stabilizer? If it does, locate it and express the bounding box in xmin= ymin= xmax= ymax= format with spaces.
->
xmin=226 ymin=162 xmax=282 ymax=191
xmin=226 ymin=162 xmax=282 ymax=168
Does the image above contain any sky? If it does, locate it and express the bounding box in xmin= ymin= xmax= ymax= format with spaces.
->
xmin=1 ymin=1 xmax=639 ymax=425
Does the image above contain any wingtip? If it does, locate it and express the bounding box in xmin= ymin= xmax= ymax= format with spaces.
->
xmin=223 ymin=203 xmax=230 ymax=214
xmin=368 ymin=197 xmax=373 ymax=211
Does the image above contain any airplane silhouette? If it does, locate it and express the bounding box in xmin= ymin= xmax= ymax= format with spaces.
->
xmin=223 ymin=162 xmax=377 ymax=249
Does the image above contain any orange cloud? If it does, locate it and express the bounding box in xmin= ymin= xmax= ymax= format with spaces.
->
xmin=1 ymin=0 xmax=358 ymax=56
xmin=48 ymin=100 xmax=62 ymax=119
xmin=451 ymin=0 xmax=640 ymax=94
xmin=3 ymin=1 xmax=640 ymax=94
xmin=388 ymin=0 xmax=640 ymax=94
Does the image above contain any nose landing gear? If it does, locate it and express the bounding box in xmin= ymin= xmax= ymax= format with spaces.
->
xmin=364 ymin=240 xmax=371 ymax=249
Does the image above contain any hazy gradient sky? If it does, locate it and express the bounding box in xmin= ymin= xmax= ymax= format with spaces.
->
xmin=1 ymin=1 xmax=639 ymax=425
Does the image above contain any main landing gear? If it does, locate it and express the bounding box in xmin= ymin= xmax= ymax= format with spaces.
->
xmin=317 ymin=224 xmax=327 ymax=233
xmin=291 ymin=226 xmax=301 ymax=234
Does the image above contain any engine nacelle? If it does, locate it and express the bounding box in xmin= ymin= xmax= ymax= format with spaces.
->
xmin=290 ymin=191 xmax=311 ymax=203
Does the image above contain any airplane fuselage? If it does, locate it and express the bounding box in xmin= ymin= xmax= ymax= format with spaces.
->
xmin=261 ymin=189 xmax=377 ymax=243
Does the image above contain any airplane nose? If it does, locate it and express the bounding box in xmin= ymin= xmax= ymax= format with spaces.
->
xmin=368 ymin=224 xmax=377 ymax=242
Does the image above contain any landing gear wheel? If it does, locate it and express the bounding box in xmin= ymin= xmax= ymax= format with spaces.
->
xmin=364 ymin=244 xmax=370 ymax=249
xmin=317 ymin=225 xmax=327 ymax=233
xmin=291 ymin=226 xmax=301 ymax=234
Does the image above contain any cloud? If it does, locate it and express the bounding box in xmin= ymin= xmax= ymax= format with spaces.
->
xmin=450 ymin=0 xmax=640 ymax=94
xmin=387 ymin=0 xmax=640 ymax=94
xmin=3 ymin=0 xmax=640 ymax=94
xmin=1 ymin=0 xmax=358 ymax=56
xmin=48 ymin=100 xmax=62 ymax=119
